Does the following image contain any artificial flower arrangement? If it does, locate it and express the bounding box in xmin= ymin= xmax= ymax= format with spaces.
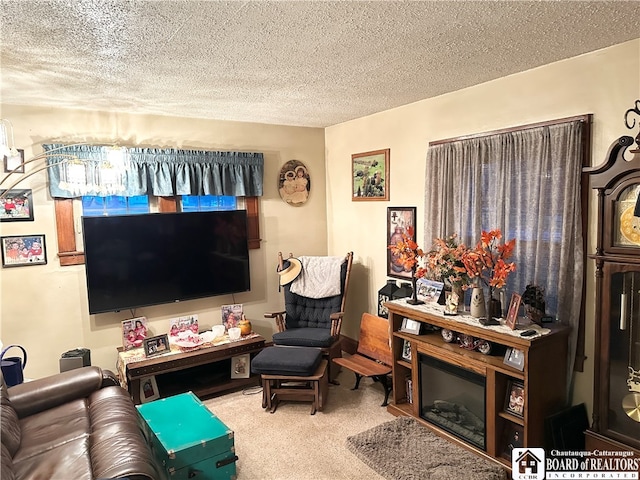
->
xmin=388 ymin=225 xmax=424 ymax=274
xmin=421 ymin=233 xmax=470 ymax=288
xmin=459 ymin=229 xmax=516 ymax=294
xmin=388 ymin=225 xmax=425 ymax=304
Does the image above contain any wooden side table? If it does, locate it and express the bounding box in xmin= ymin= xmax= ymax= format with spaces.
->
xmin=118 ymin=335 xmax=266 ymax=404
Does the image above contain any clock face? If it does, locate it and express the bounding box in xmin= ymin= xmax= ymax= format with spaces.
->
xmin=614 ymin=184 xmax=640 ymax=247
xmin=619 ymin=206 xmax=640 ymax=246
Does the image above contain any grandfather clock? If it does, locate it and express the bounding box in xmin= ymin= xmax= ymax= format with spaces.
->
xmin=584 ymin=100 xmax=640 ymax=454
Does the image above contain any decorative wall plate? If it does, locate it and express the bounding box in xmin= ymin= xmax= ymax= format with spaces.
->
xmin=278 ymin=160 xmax=310 ymax=206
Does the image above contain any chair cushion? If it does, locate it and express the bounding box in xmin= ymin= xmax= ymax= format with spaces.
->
xmin=251 ymin=347 xmax=322 ymax=376
xmin=272 ymin=328 xmax=335 ymax=348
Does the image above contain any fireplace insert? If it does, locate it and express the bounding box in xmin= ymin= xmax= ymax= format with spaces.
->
xmin=419 ymin=353 xmax=486 ymax=450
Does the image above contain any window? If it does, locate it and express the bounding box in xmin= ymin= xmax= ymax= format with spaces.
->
xmin=181 ymin=195 xmax=237 ymax=212
xmin=82 ymin=195 xmax=150 ymax=216
xmin=424 ymin=115 xmax=590 ymax=373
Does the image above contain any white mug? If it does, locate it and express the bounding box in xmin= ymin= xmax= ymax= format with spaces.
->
xmin=228 ymin=327 xmax=241 ymax=340
xmin=211 ymin=325 xmax=226 ymax=338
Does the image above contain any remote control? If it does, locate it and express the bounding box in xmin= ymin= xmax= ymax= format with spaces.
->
xmin=520 ymin=329 xmax=537 ymax=337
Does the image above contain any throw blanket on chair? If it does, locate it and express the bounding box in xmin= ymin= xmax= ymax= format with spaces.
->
xmin=290 ymin=256 xmax=343 ymax=298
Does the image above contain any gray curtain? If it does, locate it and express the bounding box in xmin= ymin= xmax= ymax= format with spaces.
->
xmin=424 ymin=120 xmax=584 ymax=392
xmin=44 ymin=144 xmax=264 ymax=198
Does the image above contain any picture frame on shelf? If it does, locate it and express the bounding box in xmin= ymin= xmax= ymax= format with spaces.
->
xmin=143 ymin=334 xmax=169 ymax=357
xmin=504 ymin=379 xmax=525 ymax=417
xmin=0 ymin=189 xmax=33 ymax=222
xmin=416 ymin=278 xmax=444 ymax=304
xmin=505 ymin=293 xmax=522 ymax=330
xmin=400 ymin=317 xmax=421 ymax=335
xmin=139 ymin=375 xmax=160 ymax=403
xmin=352 ymin=148 xmax=389 ymax=201
xmin=401 ymin=339 xmax=412 ymax=361
xmin=503 ymin=347 xmax=525 ymax=371
xmin=500 ymin=422 xmax=524 ymax=460
xmin=231 ymin=353 xmax=250 ymax=379
xmin=122 ymin=316 xmax=148 ymax=350
xmin=387 ymin=206 xmax=416 ymax=279
xmin=3 ymin=149 xmax=25 ymax=174
xmin=1 ymin=234 xmax=46 ymax=267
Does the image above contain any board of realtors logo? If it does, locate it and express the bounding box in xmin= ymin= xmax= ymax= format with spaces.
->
xmin=512 ymin=448 xmax=545 ymax=480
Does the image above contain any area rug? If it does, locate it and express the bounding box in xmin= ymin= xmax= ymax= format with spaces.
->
xmin=346 ymin=417 xmax=507 ymax=480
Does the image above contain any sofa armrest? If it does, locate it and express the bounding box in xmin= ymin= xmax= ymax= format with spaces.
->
xmin=8 ymin=366 xmax=109 ymax=418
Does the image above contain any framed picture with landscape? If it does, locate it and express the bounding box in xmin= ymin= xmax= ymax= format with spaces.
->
xmin=352 ymin=148 xmax=389 ymax=201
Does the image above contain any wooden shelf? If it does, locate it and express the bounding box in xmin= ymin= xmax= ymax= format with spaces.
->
xmin=498 ymin=411 xmax=525 ymax=426
xmin=385 ymin=300 xmax=570 ymax=465
xmin=121 ymin=336 xmax=266 ymax=404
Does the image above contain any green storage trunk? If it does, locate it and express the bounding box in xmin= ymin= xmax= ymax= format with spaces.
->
xmin=137 ymin=391 xmax=237 ymax=480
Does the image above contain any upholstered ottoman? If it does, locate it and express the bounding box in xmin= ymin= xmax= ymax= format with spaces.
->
xmin=251 ymin=346 xmax=328 ymax=415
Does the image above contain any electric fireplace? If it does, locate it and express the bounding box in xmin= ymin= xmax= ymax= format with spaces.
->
xmin=419 ymin=353 xmax=486 ymax=450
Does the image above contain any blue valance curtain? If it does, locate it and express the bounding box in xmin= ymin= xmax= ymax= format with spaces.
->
xmin=44 ymin=144 xmax=264 ymax=198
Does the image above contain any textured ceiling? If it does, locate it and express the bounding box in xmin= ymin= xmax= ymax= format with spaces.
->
xmin=1 ymin=1 xmax=639 ymax=128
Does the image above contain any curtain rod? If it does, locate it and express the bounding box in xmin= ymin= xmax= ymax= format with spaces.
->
xmin=429 ymin=114 xmax=592 ymax=146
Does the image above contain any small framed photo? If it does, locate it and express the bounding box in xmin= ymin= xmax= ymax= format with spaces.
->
xmin=416 ymin=278 xmax=444 ymax=304
xmin=140 ymin=375 xmax=160 ymax=403
xmin=352 ymin=148 xmax=390 ymax=201
xmin=144 ymin=334 xmax=170 ymax=357
xmin=400 ymin=317 xmax=421 ymax=335
xmin=503 ymin=347 xmax=525 ymax=371
xmin=501 ymin=423 xmax=524 ymax=460
xmin=387 ymin=206 xmax=416 ymax=279
xmin=505 ymin=293 xmax=522 ymax=330
xmin=1 ymin=234 xmax=46 ymax=267
xmin=504 ymin=380 xmax=525 ymax=417
xmin=1 ymin=189 xmax=34 ymax=222
xmin=231 ymin=353 xmax=250 ymax=379
xmin=401 ymin=340 xmax=412 ymax=361
xmin=3 ymin=149 xmax=24 ymax=174
xmin=122 ymin=316 xmax=148 ymax=350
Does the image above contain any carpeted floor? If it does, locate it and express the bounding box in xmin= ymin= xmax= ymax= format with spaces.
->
xmin=346 ymin=416 xmax=508 ymax=480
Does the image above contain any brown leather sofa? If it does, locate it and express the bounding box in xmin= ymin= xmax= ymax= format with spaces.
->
xmin=1 ymin=366 xmax=160 ymax=480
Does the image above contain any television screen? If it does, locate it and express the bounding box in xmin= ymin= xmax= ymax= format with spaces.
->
xmin=82 ymin=210 xmax=250 ymax=314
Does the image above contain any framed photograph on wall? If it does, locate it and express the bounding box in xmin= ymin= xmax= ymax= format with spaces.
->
xmin=1 ymin=234 xmax=46 ymax=267
xmin=231 ymin=353 xmax=250 ymax=379
xmin=387 ymin=206 xmax=416 ymax=279
xmin=143 ymin=334 xmax=169 ymax=357
xmin=352 ymin=148 xmax=389 ymax=201
xmin=3 ymin=149 xmax=25 ymax=174
xmin=1 ymin=189 xmax=34 ymax=222
xmin=504 ymin=380 xmax=525 ymax=417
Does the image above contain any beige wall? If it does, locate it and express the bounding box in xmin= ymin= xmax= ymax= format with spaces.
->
xmin=325 ymin=39 xmax=640 ymax=414
xmin=0 ymin=106 xmax=326 ymax=378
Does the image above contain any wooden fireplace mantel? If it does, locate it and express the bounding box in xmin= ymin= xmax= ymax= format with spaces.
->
xmin=385 ymin=300 xmax=570 ymax=468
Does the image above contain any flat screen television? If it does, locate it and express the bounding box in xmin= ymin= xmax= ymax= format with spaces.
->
xmin=82 ymin=210 xmax=250 ymax=314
